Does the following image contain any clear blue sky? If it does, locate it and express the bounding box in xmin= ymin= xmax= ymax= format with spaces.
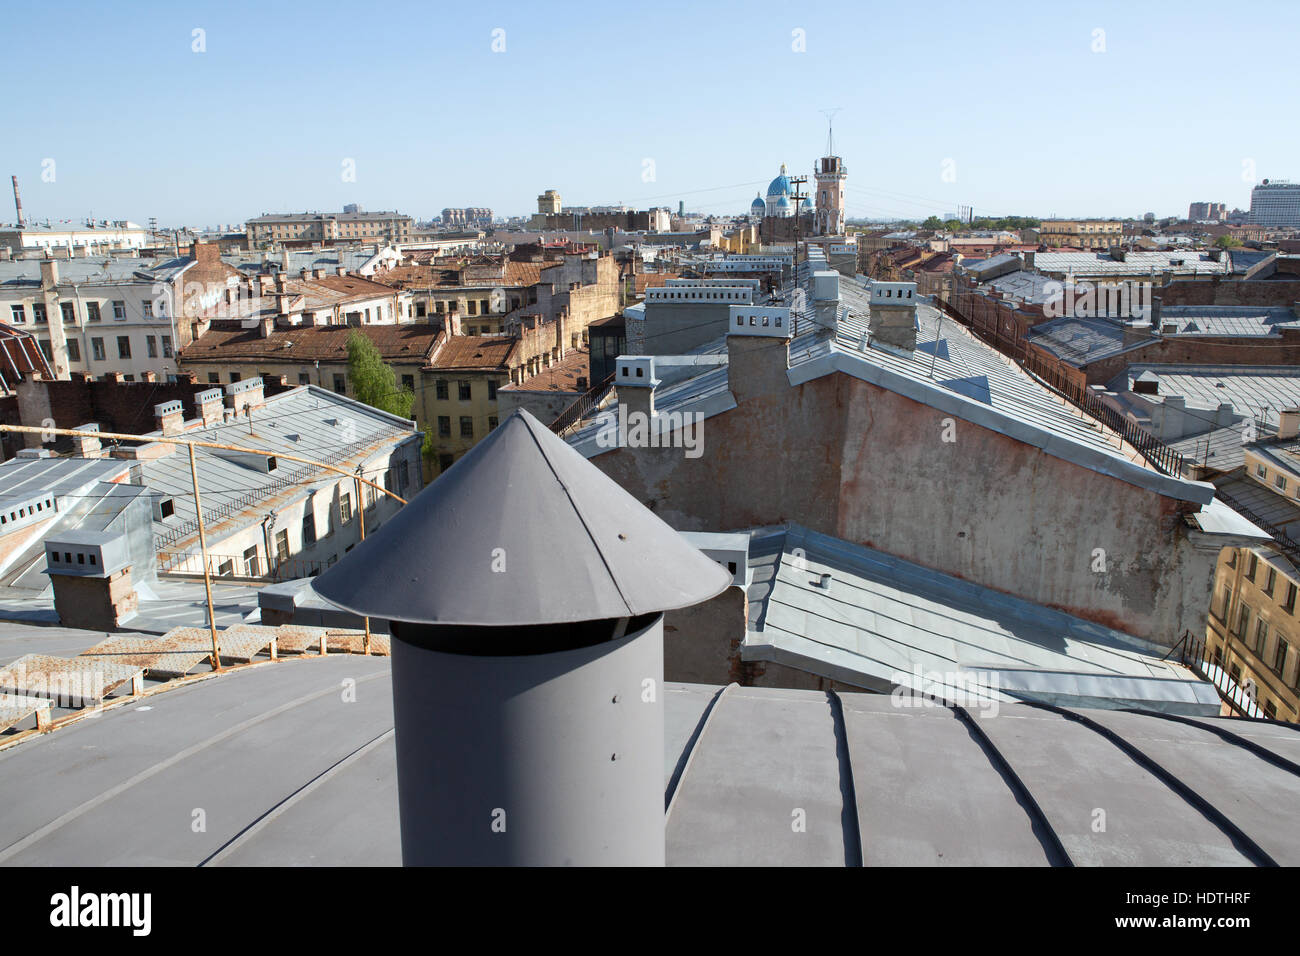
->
xmin=3 ymin=0 xmax=1296 ymax=227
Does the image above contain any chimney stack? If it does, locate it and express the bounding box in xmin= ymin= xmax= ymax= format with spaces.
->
xmin=1279 ymin=408 xmax=1300 ymax=441
xmin=615 ymin=355 xmax=658 ymax=419
xmin=11 ymin=175 xmax=24 ymax=228
xmin=726 ymin=305 xmax=792 ymax=404
xmin=154 ymin=399 xmax=184 ymax=436
xmin=45 ymin=531 xmax=138 ymax=632
xmin=310 ymin=409 xmax=730 ymax=866
xmin=226 ymin=376 xmax=265 ymax=415
xmin=867 ymin=282 xmax=919 ymax=354
xmin=71 ymin=423 xmax=103 ymax=458
xmin=196 ymin=387 xmax=224 ymax=426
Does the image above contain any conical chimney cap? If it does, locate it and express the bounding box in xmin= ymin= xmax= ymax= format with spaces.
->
xmin=311 ymin=409 xmax=732 ymax=627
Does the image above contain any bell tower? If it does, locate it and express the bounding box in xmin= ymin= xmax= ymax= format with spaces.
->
xmin=814 ymin=111 xmax=847 ymax=236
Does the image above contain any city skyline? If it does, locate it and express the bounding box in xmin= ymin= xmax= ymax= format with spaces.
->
xmin=2 ymin=0 xmax=1297 ymax=227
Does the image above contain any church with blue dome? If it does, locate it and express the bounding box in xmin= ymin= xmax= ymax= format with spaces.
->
xmin=763 ymin=163 xmax=795 ymax=218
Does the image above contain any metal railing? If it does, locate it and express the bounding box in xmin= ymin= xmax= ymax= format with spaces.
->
xmin=159 ymin=549 xmax=325 ymax=582
xmin=153 ymin=434 xmax=394 ymax=552
xmin=1171 ymin=630 xmax=1263 ymax=718
xmin=549 ymin=371 xmax=616 ymax=436
xmin=1213 ymin=488 xmax=1300 ymax=566
xmin=939 ymin=296 xmax=1187 ymax=477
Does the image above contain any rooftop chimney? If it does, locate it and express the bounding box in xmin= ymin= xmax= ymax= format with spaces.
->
xmin=154 ymin=399 xmax=184 ymax=436
xmin=226 ymin=376 xmax=265 ymax=415
xmin=71 ymin=423 xmax=103 ymax=458
xmin=1279 ymin=408 xmax=1300 ymax=441
xmin=196 ymin=387 xmax=224 ymax=427
xmin=45 ymin=531 xmax=138 ymax=632
xmin=615 ymin=355 xmax=658 ymax=418
xmin=726 ymin=306 xmax=793 ymax=404
xmin=867 ymin=282 xmax=919 ymax=354
xmin=310 ymin=409 xmax=730 ymax=866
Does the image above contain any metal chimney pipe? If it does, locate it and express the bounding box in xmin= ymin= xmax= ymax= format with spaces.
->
xmin=310 ymin=409 xmax=731 ymax=867
xmin=12 ymin=175 xmax=25 ymax=228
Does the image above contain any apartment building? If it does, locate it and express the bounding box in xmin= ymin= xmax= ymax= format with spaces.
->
xmin=246 ymin=209 xmax=414 ymax=248
xmin=1249 ymin=180 xmax=1300 ymax=228
xmin=421 ymin=333 xmax=513 ymax=473
xmin=1024 ymin=220 xmax=1124 ymax=249
xmin=0 ymin=220 xmax=149 ymax=255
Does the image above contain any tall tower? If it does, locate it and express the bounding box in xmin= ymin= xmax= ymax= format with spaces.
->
xmin=814 ymin=113 xmax=847 ymax=236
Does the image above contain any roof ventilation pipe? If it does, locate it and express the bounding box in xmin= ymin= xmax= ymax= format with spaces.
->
xmin=311 ymin=409 xmax=730 ymax=866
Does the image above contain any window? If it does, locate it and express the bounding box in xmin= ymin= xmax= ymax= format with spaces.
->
xmin=302 ymin=509 xmax=317 ymax=546
xmin=488 ymin=380 xmax=498 ymax=401
xmin=340 ymin=492 xmax=353 ymax=525
xmin=229 ymin=371 xmax=240 ymax=382
xmin=1275 ymin=639 xmax=1289 ymax=675
xmin=112 ymin=300 xmax=126 ymax=321
xmin=1247 ymin=553 xmax=1258 ymax=581
xmin=117 ymin=336 xmax=131 ymax=359
xmin=467 ymin=300 xmax=477 ymax=316
xmin=162 ymin=335 xmax=172 ymax=358
xmin=402 ymin=374 xmax=415 ymax=392
xmin=437 ymin=416 xmax=451 ymax=438
xmin=1286 ymin=583 xmax=1297 ymax=614
xmin=299 ymin=373 xmax=311 ymax=385
xmin=460 ymin=416 xmax=474 ymax=438
xmin=33 ymin=303 xmax=47 ymax=324
xmin=435 ymin=379 xmax=449 ymax=400
xmin=60 ymin=302 xmax=75 ymax=324
xmin=1256 ymin=619 xmax=1269 ymax=655
xmin=1256 ymin=463 xmax=1268 ymax=479
xmin=1236 ymin=604 xmax=1252 ymax=639
xmin=438 ymin=453 xmax=453 ymax=472
xmin=333 ymin=374 xmax=346 ymax=394
xmin=141 ymin=300 xmax=153 ymax=318
xmin=244 ymin=545 xmax=260 ymax=578
xmin=275 ymin=529 xmax=289 ymax=565
xmin=1265 ymin=567 xmax=1277 ymax=597
xmin=217 ymin=559 xmax=234 ymax=577
xmin=66 ymin=339 xmax=80 ymax=363
xmin=9 ymin=305 xmax=24 ymax=324
xmin=86 ymin=301 xmax=100 ymax=323
xmin=458 ymin=380 xmax=471 ymax=401
xmin=208 ymin=372 xmax=220 ymax=384
xmin=91 ymin=337 xmax=105 ymax=361
xmin=488 ymin=415 xmax=498 ymax=431
xmin=146 ymin=335 xmax=157 ymax=358
xmin=37 ymin=339 xmax=51 ymax=361
xmin=1277 ymin=474 xmax=1289 ymax=492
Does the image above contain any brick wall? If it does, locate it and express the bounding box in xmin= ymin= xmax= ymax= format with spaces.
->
xmin=1160 ymin=278 xmax=1300 ymax=308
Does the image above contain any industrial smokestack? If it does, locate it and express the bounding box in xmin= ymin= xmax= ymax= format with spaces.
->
xmin=11 ymin=175 xmax=25 ymax=228
xmin=311 ymin=409 xmax=731 ymax=866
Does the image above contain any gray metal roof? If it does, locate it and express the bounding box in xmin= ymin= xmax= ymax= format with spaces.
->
xmin=741 ymin=525 xmax=1221 ymax=715
xmin=568 ymin=272 xmax=1216 ymax=504
xmin=1025 ymin=316 xmax=1133 ymax=364
xmin=1110 ymin=365 xmax=1300 ymax=428
xmin=0 ymin=257 xmax=191 ymax=289
xmin=1033 ymin=250 xmax=1229 ymax=277
xmin=311 ymin=409 xmax=732 ymax=626
xmin=1159 ymin=305 xmax=1300 ymax=338
xmin=1 ymin=651 xmax=1296 ymax=866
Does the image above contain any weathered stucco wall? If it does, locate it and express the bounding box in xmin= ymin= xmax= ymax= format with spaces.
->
xmin=587 ymin=356 xmax=1214 ymax=646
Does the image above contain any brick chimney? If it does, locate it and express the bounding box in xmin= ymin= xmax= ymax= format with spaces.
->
xmin=196 ymin=387 xmax=223 ymax=426
xmin=45 ymin=532 xmax=138 ymax=632
xmin=154 ymin=399 xmax=184 ymax=436
xmin=1279 ymin=408 xmax=1300 ymax=441
xmin=726 ymin=306 xmax=792 ymax=404
xmin=226 ymin=376 xmax=265 ymax=414
xmin=71 ymin=423 xmax=103 ymax=458
xmin=615 ymin=355 xmax=658 ymax=418
xmin=867 ymin=282 xmax=919 ymax=354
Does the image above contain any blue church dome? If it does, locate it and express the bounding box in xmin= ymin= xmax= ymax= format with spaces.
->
xmin=774 ymin=195 xmax=792 ymax=211
xmin=766 ymin=163 xmax=791 ymax=201
xmin=750 ymin=194 xmax=766 ymax=216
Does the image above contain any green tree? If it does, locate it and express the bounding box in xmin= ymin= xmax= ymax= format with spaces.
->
xmin=1213 ymin=234 xmax=1242 ymax=249
xmin=921 ymin=216 xmax=944 ymax=232
xmin=346 ymin=330 xmax=414 ymax=419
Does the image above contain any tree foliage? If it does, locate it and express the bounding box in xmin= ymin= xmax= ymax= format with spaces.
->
xmin=346 ymin=330 xmax=414 ymax=419
xmin=1213 ymin=234 xmax=1242 ymax=249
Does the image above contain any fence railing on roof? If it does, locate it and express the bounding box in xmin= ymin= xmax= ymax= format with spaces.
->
xmin=153 ymin=433 xmax=397 ymax=553
xmin=938 ymin=297 xmax=1188 ymax=477
xmin=1171 ymin=630 xmax=1262 ymax=719
xmin=549 ymin=372 xmax=615 ymax=436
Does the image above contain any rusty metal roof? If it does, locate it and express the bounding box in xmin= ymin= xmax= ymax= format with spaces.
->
xmin=311 ymin=408 xmax=732 ymax=626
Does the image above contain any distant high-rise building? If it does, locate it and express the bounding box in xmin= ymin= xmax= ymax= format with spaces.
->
xmin=1188 ymin=201 xmax=1226 ymax=221
xmin=1249 ymin=181 xmax=1300 ymax=227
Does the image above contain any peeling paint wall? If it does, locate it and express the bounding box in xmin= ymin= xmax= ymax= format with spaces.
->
xmin=587 ymin=365 xmax=1216 ymax=646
